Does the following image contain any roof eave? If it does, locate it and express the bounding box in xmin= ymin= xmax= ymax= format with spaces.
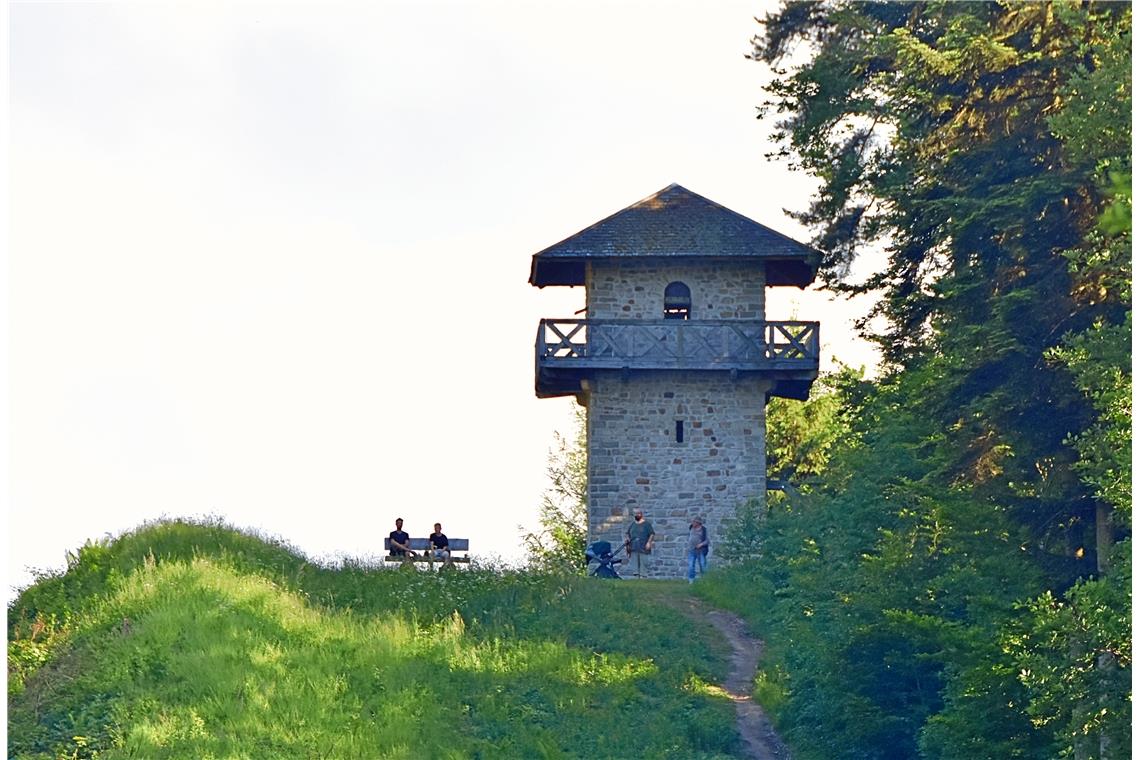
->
xmin=530 ymin=255 xmax=818 ymax=288
xmin=766 ymin=257 xmax=820 ymax=288
xmin=529 ymin=257 xmax=586 ymax=287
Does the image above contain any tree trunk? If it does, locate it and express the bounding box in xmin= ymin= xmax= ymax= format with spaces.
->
xmin=1095 ymin=503 xmax=1113 ymax=573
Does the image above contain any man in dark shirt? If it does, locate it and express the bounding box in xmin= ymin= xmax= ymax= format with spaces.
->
xmin=428 ymin=522 xmax=451 ymax=565
xmin=389 ymin=518 xmax=415 ymax=561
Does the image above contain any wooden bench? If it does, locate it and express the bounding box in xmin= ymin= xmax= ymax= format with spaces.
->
xmin=383 ymin=538 xmax=470 ymax=565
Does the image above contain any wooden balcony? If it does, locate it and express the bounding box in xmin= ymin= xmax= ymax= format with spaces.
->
xmin=535 ymin=319 xmax=820 ymax=400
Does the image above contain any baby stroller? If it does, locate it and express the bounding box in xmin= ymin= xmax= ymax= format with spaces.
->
xmin=586 ymin=540 xmax=623 ymax=579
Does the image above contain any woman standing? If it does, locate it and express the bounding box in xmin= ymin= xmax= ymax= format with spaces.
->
xmin=687 ymin=517 xmax=709 ymax=583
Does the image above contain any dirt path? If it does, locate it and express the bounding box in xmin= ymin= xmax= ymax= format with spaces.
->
xmin=680 ymin=597 xmax=791 ymax=760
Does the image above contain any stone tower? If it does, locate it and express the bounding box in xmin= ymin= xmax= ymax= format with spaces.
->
xmin=530 ymin=184 xmax=820 ymax=578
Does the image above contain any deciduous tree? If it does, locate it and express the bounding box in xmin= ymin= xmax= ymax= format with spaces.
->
xmin=523 ymin=405 xmax=587 ymax=572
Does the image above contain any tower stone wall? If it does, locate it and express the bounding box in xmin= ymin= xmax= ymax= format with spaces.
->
xmin=585 ymin=260 xmax=765 ymax=320
xmin=585 ymin=372 xmax=769 ymax=578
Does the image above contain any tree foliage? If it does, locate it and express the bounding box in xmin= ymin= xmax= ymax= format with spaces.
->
xmin=766 ymin=366 xmax=862 ymax=489
xmin=523 ymin=404 xmax=588 ymax=572
xmin=734 ymin=3 xmax=1132 ymax=758
xmin=1009 ymin=545 xmax=1132 ymax=759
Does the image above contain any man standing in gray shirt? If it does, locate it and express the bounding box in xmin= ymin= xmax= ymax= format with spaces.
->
xmin=625 ymin=509 xmax=655 ymax=578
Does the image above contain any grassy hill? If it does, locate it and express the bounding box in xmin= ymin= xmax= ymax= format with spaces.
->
xmin=8 ymin=519 xmax=740 ymax=759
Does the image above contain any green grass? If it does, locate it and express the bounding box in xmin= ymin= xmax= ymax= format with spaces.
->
xmin=9 ymin=519 xmax=738 ymax=759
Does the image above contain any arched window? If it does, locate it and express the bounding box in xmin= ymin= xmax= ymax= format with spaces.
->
xmin=663 ymin=281 xmax=691 ymax=320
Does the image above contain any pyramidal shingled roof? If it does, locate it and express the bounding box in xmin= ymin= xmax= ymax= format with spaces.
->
xmin=529 ymin=183 xmax=819 ymax=288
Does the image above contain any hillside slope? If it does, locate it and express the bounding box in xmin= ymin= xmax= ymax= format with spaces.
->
xmin=9 ymin=519 xmax=739 ymax=759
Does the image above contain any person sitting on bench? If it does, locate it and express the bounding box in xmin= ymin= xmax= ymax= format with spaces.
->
xmin=388 ymin=518 xmax=416 ymax=560
xmin=428 ymin=522 xmax=451 ymax=564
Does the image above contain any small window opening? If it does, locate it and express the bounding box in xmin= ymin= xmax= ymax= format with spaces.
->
xmin=675 ymin=420 xmax=685 ymax=443
xmin=664 ymin=281 xmax=691 ymax=320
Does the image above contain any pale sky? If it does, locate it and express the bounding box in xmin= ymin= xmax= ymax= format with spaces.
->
xmin=7 ymin=0 xmax=879 ymax=598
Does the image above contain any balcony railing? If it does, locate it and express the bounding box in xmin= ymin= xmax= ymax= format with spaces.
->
xmin=536 ymin=319 xmax=820 ymax=372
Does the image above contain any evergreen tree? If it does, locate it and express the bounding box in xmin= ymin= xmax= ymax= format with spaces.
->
xmin=740 ymin=3 xmax=1131 ymax=757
